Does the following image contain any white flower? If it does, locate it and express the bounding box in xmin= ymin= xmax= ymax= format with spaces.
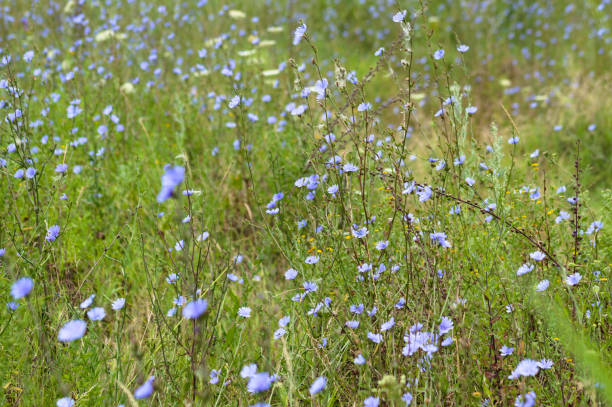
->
xmin=228 ymin=10 xmax=246 ymax=19
xmin=120 ymin=82 xmax=135 ymax=95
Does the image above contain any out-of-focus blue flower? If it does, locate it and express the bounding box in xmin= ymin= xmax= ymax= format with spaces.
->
xmin=364 ymin=396 xmax=380 ymax=407
xmin=346 ymin=320 xmax=360 ymax=329
xmin=248 ymin=372 xmax=273 ymax=393
xmin=156 ymin=166 xmax=185 ymax=203
xmin=439 ymin=316 xmax=453 ymax=334
xmin=284 ymin=268 xmax=298 ymax=280
xmin=134 ymin=376 xmax=155 ymax=399
xmin=430 ymin=232 xmax=451 ymax=248
xmin=392 ymin=10 xmax=407 ymax=22
xmin=25 ymin=167 xmax=36 ymax=179
xmin=238 ymin=307 xmax=252 ymax=318
xmin=352 ymin=226 xmax=369 ymax=239
xmin=381 ymin=317 xmax=395 ymax=332
xmin=111 ymin=298 xmax=125 ymax=310
xmin=87 ymin=307 xmax=106 ymax=321
xmin=55 ymin=163 xmax=68 ymax=173
xmin=241 ymin=364 xmax=258 ymax=379
xmin=508 ymin=359 xmax=540 ymax=379
xmin=536 ymin=280 xmax=549 ymax=291
xmin=273 ymin=328 xmax=286 ymax=339
xmin=376 ymin=241 xmax=389 ymax=250
xmin=514 ymin=391 xmax=536 ymax=407
xmin=305 ymin=255 xmax=319 ymax=264
xmin=309 ymin=376 xmax=327 ymax=395
xmin=586 ymin=221 xmax=603 ymax=235
xmin=182 ymin=299 xmax=208 ymax=319
xmin=11 ymin=277 xmax=33 ymax=299
xmin=566 ymin=273 xmax=582 ymax=286
xmin=46 ymin=225 xmax=60 ymax=242
xmin=80 ymin=294 xmax=95 ymax=309
xmin=56 ymin=397 xmax=75 ymax=407
xmin=357 ymin=102 xmax=372 ymax=112
xmin=517 ymin=263 xmax=534 ymax=276
xmin=58 ymin=320 xmax=87 ymax=342
xmin=367 ymin=332 xmax=383 ymax=344
xmin=293 ymin=23 xmax=307 ymax=45
xmin=209 ymin=369 xmax=220 ymax=385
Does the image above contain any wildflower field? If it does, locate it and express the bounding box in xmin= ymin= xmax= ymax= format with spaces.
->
xmin=1 ymin=0 xmax=612 ymax=405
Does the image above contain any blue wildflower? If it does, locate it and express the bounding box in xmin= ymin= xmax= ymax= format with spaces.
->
xmin=508 ymin=359 xmax=540 ymax=379
xmin=111 ymin=298 xmax=125 ymax=310
xmin=248 ymin=372 xmax=273 ymax=393
xmin=182 ymin=299 xmax=208 ymax=319
xmin=305 ymin=255 xmax=319 ymax=264
xmin=80 ymin=294 xmax=95 ymax=309
xmin=25 ymin=167 xmax=36 ymax=179
xmin=439 ymin=316 xmax=453 ymax=334
xmin=352 ymin=226 xmax=368 ymax=239
xmin=87 ymin=307 xmax=106 ymax=321
xmin=293 ymin=23 xmax=307 ymax=46
xmin=134 ymin=376 xmax=155 ymax=399
xmin=46 ymin=225 xmax=60 ymax=242
xmin=58 ymin=320 xmax=87 ymax=342
xmin=433 ymin=49 xmax=445 ymax=60
xmin=55 ymin=163 xmax=68 ymax=173
xmin=354 ymin=354 xmax=366 ymax=365
xmin=56 ymin=397 xmax=75 ymax=407
xmin=364 ymin=396 xmax=380 ymax=407
xmin=392 ymin=10 xmax=407 ymax=22
xmin=566 ymin=273 xmax=582 ymax=286
xmin=536 ymin=280 xmax=549 ymax=291
xmin=517 ymin=264 xmax=534 ymax=276
xmin=309 ymin=376 xmax=327 ymax=395
xmin=375 ymin=241 xmax=389 ymax=250
xmin=430 ymin=232 xmax=451 ymax=248
xmin=156 ymin=166 xmax=185 ymax=203
xmin=11 ymin=277 xmax=33 ymax=299
xmin=514 ymin=391 xmax=536 ymax=407
xmin=284 ymin=268 xmax=298 ymax=280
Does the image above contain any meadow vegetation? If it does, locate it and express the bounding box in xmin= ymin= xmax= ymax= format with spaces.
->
xmin=1 ymin=0 xmax=611 ymax=405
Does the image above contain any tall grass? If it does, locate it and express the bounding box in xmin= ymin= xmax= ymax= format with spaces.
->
xmin=0 ymin=0 xmax=610 ymax=405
